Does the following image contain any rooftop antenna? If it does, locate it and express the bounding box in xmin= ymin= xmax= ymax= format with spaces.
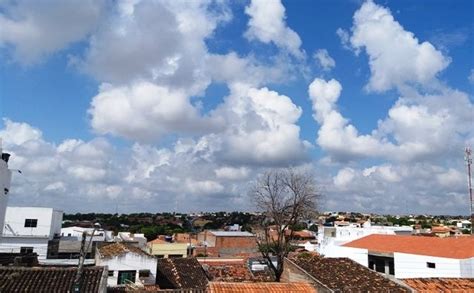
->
xmin=465 ymin=147 xmax=473 ymax=235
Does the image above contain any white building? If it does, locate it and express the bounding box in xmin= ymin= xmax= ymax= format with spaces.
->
xmin=317 ymin=222 xmax=412 ymax=257
xmin=341 ymin=234 xmax=474 ymax=278
xmin=95 ymin=242 xmax=157 ymax=287
xmin=115 ymin=232 xmax=147 ymax=249
xmin=61 ymin=226 xmax=114 ymax=242
xmin=0 ymin=146 xmax=12 ymax=237
xmin=0 ymin=206 xmax=63 ymax=259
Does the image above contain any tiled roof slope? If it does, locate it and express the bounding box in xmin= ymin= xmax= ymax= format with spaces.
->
xmin=156 ymin=257 xmax=208 ymax=289
xmin=343 ymin=235 xmax=474 ymax=259
xmin=208 ymin=282 xmax=317 ymax=293
xmin=404 ymin=278 xmax=474 ymax=292
xmin=97 ymin=242 xmax=150 ymax=258
xmin=0 ymin=266 xmax=105 ymax=292
xmin=291 ymin=254 xmax=410 ymax=292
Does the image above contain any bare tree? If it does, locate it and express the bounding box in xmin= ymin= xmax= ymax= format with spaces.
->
xmin=251 ymin=168 xmax=321 ymax=282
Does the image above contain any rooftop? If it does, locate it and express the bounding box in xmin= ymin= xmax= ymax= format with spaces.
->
xmin=290 ymin=254 xmax=410 ymax=292
xmin=343 ymin=235 xmax=474 ymax=259
xmin=156 ymin=257 xmax=208 ymax=289
xmin=208 ymin=282 xmax=316 ymax=293
xmin=404 ymin=278 xmax=474 ymax=292
xmin=0 ymin=266 xmax=105 ymax=292
xmin=97 ymin=242 xmax=150 ymax=258
xmin=209 ymin=231 xmax=255 ymax=237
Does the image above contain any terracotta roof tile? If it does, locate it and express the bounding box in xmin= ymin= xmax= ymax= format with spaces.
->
xmin=291 ymin=254 xmax=410 ymax=292
xmin=343 ymin=235 xmax=474 ymax=259
xmin=97 ymin=242 xmax=150 ymax=258
xmin=0 ymin=266 xmax=105 ymax=292
xmin=156 ymin=257 xmax=208 ymax=289
xmin=404 ymin=278 xmax=474 ymax=292
xmin=208 ymin=282 xmax=317 ymax=293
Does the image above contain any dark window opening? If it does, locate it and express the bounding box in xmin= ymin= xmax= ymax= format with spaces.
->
xmin=139 ymin=270 xmax=150 ymax=278
xmin=108 ymin=270 xmax=114 ymax=277
xmin=156 ymin=255 xmax=165 ymax=258
xmin=427 ymin=262 xmax=436 ymax=268
xmin=24 ymin=219 xmax=38 ymax=228
xmin=169 ymin=254 xmax=183 ymax=258
xmin=20 ymin=247 xmax=34 ymax=254
xmin=118 ymin=270 xmax=136 ymax=285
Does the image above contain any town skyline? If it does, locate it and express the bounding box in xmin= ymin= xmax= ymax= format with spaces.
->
xmin=1 ymin=0 xmax=473 ymax=215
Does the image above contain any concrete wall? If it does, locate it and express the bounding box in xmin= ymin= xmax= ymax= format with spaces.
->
xmin=0 ymin=236 xmax=49 ymax=259
xmin=0 ymin=155 xmax=12 ymax=237
xmin=96 ymin=253 xmax=157 ymax=287
xmin=4 ymin=207 xmax=62 ymax=239
xmin=148 ymin=242 xmax=187 ymax=258
xmin=460 ymin=257 xmax=474 ymax=278
xmin=320 ymin=244 xmax=369 ymax=267
xmin=394 ymin=252 xmax=464 ymax=278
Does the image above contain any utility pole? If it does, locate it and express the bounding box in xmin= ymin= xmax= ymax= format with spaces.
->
xmin=465 ymin=147 xmax=473 ymax=235
xmin=72 ymin=231 xmax=87 ymax=292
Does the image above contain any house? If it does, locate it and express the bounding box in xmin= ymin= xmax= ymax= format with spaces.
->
xmin=342 ymin=234 xmax=474 ymax=278
xmin=208 ymin=282 xmax=317 ymax=293
xmin=317 ymin=223 xmax=412 ymax=257
xmin=430 ymin=226 xmax=451 ymax=238
xmin=282 ymin=254 xmax=411 ymax=292
xmin=115 ymin=232 xmax=147 ymax=249
xmin=403 ymin=278 xmax=474 ymax=292
xmin=95 ymin=242 xmax=157 ymax=287
xmin=61 ymin=226 xmax=114 ymax=242
xmin=147 ymin=237 xmax=188 ymax=258
xmin=197 ymin=231 xmax=258 ymax=257
xmin=0 ymin=266 xmax=107 ymax=292
xmin=0 ymin=206 xmax=63 ymax=259
xmin=155 ymin=257 xmax=208 ymax=290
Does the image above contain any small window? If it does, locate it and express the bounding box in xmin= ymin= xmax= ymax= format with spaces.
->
xmin=108 ymin=270 xmax=114 ymax=277
xmin=20 ymin=247 xmax=34 ymax=254
xmin=24 ymin=219 xmax=38 ymax=228
xmin=427 ymin=262 xmax=436 ymax=268
xmin=156 ymin=255 xmax=165 ymax=258
xmin=139 ymin=270 xmax=150 ymax=278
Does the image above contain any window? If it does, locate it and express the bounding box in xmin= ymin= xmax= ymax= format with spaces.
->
xmin=427 ymin=262 xmax=436 ymax=268
xmin=117 ymin=270 xmax=136 ymax=285
xmin=156 ymin=255 xmax=165 ymax=258
xmin=24 ymin=219 xmax=38 ymax=228
xmin=108 ymin=271 xmax=114 ymax=277
xmin=20 ymin=247 xmax=33 ymax=254
xmin=139 ymin=270 xmax=150 ymax=278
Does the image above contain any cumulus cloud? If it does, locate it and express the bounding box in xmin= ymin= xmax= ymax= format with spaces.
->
xmin=313 ymin=49 xmax=336 ymax=71
xmin=0 ymin=0 xmax=105 ymax=64
xmin=244 ymin=0 xmax=304 ymax=58
xmin=89 ymin=82 xmax=222 ymax=141
xmin=349 ymin=0 xmax=450 ymax=92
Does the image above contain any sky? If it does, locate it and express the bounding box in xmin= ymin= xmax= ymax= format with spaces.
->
xmin=0 ymin=0 xmax=473 ymax=215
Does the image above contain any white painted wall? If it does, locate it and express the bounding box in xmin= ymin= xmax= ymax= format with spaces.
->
xmin=61 ymin=226 xmax=111 ymax=242
xmin=394 ymin=253 xmax=468 ymax=278
xmin=96 ymin=253 xmax=157 ymax=287
xmin=0 ymin=148 xmax=12 ymax=236
xmin=321 ymin=245 xmax=369 ymax=267
xmin=3 ymin=207 xmax=63 ymax=239
xmin=460 ymin=257 xmax=474 ymax=277
xmin=0 ymin=236 xmax=49 ymax=259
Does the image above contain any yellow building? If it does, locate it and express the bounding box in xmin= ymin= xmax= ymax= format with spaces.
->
xmin=147 ymin=238 xmax=188 ymax=258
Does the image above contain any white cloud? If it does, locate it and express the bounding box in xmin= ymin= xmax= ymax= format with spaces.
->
xmin=333 ymin=167 xmax=355 ymax=189
xmin=313 ymin=49 xmax=336 ymax=71
xmin=349 ymin=0 xmax=450 ymax=92
xmin=469 ymin=69 xmax=474 ymax=84
xmin=215 ymin=167 xmax=249 ymax=180
xmin=89 ymin=82 xmax=221 ymax=141
xmin=336 ymin=28 xmax=351 ymax=50
xmin=0 ymin=0 xmax=105 ymax=64
xmin=244 ymin=0 xmax=304 ymax=58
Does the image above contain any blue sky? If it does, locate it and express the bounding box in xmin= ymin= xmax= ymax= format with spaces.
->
xmin=0 ymin=0 xmax=472 ymax=214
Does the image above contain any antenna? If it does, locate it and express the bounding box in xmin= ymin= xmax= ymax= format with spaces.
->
xmin=465 ymin=147 xmax=473 ymax=235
